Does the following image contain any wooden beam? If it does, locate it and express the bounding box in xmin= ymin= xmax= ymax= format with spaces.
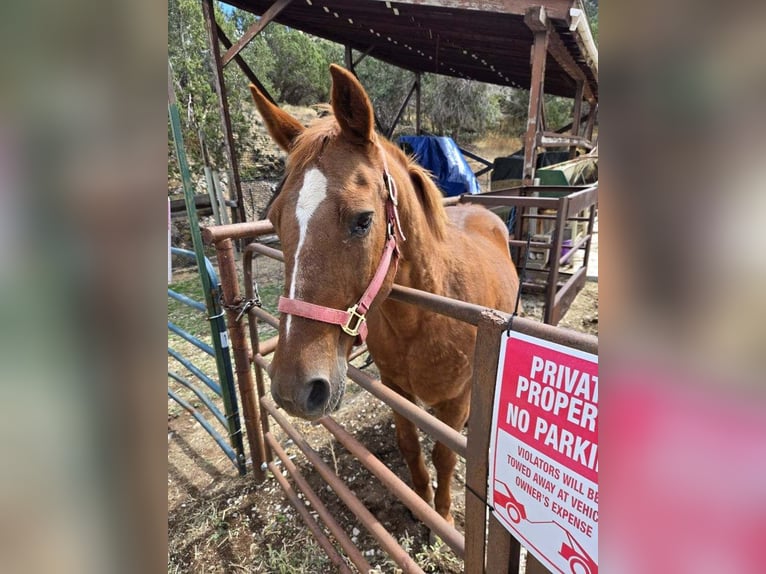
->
xmin=569 ymin=81 xmax=584 ymax=158
xmin=221 ymin=0 xmax=294 ymax=67
xmin=523 ymin=18 xmax=548 ymax=183
xmin=547 ymin=25 xmax=594 ymax=101
xmin=386 ymin=77 xmax=418 ymax=138
xmin=524 ymin=5 xmax=548 ymax=32
xmin=217 ymin=26 xmax=276 ymax=105
xmin=201 ymin=0 xmax=245 ymax=228
xmin=539 ymin=132 xmax=594 ymax=150
xmin=352 ymin=45 xmax=375 ymax=67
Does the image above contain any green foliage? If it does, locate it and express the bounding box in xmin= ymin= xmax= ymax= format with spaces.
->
xmin=263 ymin=26 xmax=330 ymax=104
xmin=355 ymin=58 xmax=414 ymax=130
xmin=421 ymin=75 xmax=499 ymax=141
xmin=168 ymin=0 xmax=273 ymax=176
xmin=168 ymin=1 xmax=598 ymax=175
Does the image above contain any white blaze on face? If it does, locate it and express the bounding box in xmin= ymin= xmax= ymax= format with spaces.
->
xmin=285 ymin=168 xmax=328 ymax=338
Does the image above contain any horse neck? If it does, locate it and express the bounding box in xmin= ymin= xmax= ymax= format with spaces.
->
xmin=390 ymin=161 xmax=449 ymax=293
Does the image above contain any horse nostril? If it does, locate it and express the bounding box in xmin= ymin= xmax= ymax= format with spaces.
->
xmin=305 ymin=378 xmax=330 ymax=413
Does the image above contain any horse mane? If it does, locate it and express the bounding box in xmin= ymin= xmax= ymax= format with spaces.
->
xmin=380 ymin=139 xmax=449 ymax=242
xmin=287 ymin=116 xmax=449 ymax=242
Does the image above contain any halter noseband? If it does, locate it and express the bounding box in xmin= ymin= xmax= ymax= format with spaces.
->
xmin=277 ymin=144 xmax=406 ymax=345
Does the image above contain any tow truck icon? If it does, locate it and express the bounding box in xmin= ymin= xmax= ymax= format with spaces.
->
xmin=558 ymin=528 xmax=598 ymax=574
xmin=493 ymin=479 xmax=527 ymax=523
xmin=492 ymin=479 xmax=597 ymax=574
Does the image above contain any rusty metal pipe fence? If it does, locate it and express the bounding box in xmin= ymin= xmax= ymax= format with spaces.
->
xmin=202 ymin=219 xmax=597 ymax=573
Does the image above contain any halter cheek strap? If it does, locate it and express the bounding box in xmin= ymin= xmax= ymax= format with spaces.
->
xmin=277 ymin=143 xmax=405 ymax=345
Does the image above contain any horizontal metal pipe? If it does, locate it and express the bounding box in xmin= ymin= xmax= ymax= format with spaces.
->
xmin=520 ymin=213 xmax=591 ymax=221
xmin=256 ymin=335 xmax=278 ymax=356
xmin=168 ymin=289 xmax=207 ymax=312
xmin=389 ymin=285 xmax=487 ymax=327
xmin=388 ymin=286 xmax=598 ymax=355
xmin=266 ymin=433 xmax=371 ymax=574
xmin=251 ymin=306 xmax=280 ymax=330
xmin=247 ymin=242 xmax=285 ymax=262
xmin=348 ymin=343 xmax=368 ymax=361
xmin=167 ymin=347 xmax=222 ymax=396
xmin=565 ymin=185 xmax=598 ymax=218
xmin=347 ymin=365 xmax=467 ymax=458
xmin=508 ymin=239 xmax=551 ymax=249
xmin=558 ymin=232 xmax=591 ymax=266
xmin=168 ymin=371 xmax=228 ymax=429
xmin=263 ymin=400 xmax=425 ymax=574
xmin=168 ymin=389 xmax=237 ymax=463
xmin=461 ymin=195 xmax=560 ymax=209
xmin=266 ymin=459 xmax=354 ymax=574
xmin=320 ymin=416 xmax=465 ymax=558
xmin=202 ymin=219 xmax=275 ymax=244
xmin=167 ymin=321 xmax=215 ymax=356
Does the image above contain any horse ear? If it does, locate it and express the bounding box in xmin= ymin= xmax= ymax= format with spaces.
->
xmin=329 ymin=64 xmax=374 ymax=144
xmin=249 ymin=84 xmax=304 ymax=151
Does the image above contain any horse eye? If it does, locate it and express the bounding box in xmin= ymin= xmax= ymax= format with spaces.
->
xmin=351 ymin=212 xmax=373 ymax=237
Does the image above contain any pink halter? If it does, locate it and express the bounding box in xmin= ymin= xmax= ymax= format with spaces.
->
xmin=277 ymin=145 xmax=406 ymax=345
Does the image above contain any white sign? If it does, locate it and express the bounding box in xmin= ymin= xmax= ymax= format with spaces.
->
xmin=488 ymin=331 xmax=598 ymax=574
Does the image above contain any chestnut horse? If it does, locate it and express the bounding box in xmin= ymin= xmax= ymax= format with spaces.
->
xmin=250 ymin=65 xmax=519 ymax=524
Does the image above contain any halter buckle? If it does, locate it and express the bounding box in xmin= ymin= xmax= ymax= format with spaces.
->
xmin=342 ymin=305 xmax=366 ymax=337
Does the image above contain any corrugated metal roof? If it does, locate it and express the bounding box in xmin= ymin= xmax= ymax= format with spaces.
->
xmin=224 ymin=0 xmax=598 ymax=100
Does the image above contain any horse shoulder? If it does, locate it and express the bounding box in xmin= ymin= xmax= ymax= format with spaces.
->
xmin=443 ymin=204 xmax=518 ymax=312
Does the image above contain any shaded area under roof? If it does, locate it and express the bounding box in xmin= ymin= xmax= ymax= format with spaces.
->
xmin=223 ymin=0 xmax=598 ymax=100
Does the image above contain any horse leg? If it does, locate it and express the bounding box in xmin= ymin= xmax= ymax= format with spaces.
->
xmin=431 ymin=388 xmax=471 ymax=525
xmin=388 ymin=388 xmax=434 ymax=506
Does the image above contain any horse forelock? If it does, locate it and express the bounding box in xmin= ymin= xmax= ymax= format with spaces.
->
xmin=287 ymin=117 xmax=339 ymax=174
xmin=282 ymin=116 xmax=449 ymax=244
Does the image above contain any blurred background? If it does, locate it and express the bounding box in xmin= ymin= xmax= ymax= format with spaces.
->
xmin=0 ymin=0 xmax=763 ymax=572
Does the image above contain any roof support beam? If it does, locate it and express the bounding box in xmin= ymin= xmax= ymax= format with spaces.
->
xmin=386 ymin=76 xmax=418 ymax=138
xmin=547 ymin=25 xmax=595 ymax=102
xmin=353 ymin=45 xmax=376 ymax=68
xmin=522 ymin=7 xmax=549 ymax=184
xmin=367 ymin=0 xmax=573 ymax=22
xmin=217 ymin=25 xmax=277 ymax=105
xmin=569 ymin=80 xmax=584 ymax=158
xmin=201 ymin=0 xmax=246 ymax=229
xmin=221 ymin=0 xmax=294 ymax=67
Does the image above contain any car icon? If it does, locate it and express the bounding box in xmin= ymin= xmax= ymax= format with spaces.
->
xmin=559 ymin=529 xmax=598 ymax=574
xmin=493 ymin=479 xmax=527 ymax=523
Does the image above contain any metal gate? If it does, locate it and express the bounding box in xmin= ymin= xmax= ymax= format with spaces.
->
xmin=168 ymin=247 xmax=246 ymax=474
xmin=202 ymin=219 xmax=597 ymax=573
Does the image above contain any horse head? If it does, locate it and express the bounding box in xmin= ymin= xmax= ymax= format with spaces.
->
xmin=251 ymin=64 xmax=403 ymax=420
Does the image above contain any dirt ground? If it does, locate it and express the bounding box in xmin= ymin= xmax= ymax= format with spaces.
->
xmin=168 ymin=115 xmax=597 ymax=573
xmin=168 ymin=264 xmax=597 ymax=574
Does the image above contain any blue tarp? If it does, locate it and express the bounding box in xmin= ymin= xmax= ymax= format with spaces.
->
xmin=398 ymin=135 xmax=481 ymax=197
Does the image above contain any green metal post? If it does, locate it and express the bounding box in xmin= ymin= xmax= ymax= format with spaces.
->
xmin=168 ymin=63 xmax=246 ymax=474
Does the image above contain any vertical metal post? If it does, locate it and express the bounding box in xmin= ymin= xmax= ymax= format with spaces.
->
xmin=545 ymin=196 xmax=569 ymax=325
xmin=415 ymin=72 xmax=422 ymax=135
xmin=201 ymin=0 xmax=247 ymax=232
xmin=344 ymin=44 xmax=353 ymax=69
xmin=569 ymin=81 xmax=584 ymax=159
xmin=585 ymin=102 xmax=597 ymax=142
xmin=522 ymin=29 xmax=549 ymax=184
xmin=582 ymin=202 xmax=597 ymax=276
xmin=169 ymin=65 xmax=246 ymax=474
xmin=214 ymin=237 xmax=268 ymax=481
xmin=465 ymin=311 xmax=513 ymax=573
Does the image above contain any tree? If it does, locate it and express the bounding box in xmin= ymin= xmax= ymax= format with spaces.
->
xmin=421 ymin=75 xmax=499 ymax=141
xmin=168 ymin=0 xmax=275 ymax=177
xmin=263 ymin=25 xmax=330 ymax=105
